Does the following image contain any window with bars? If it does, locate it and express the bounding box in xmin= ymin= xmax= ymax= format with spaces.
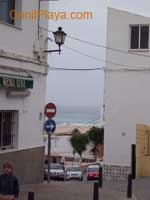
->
xmin=0 ymin=0 xmax=15 ymax=25
xmin=0 ymin=111 xmax=18 ymax=149
xmin=130 ymin=25 xmax=149 ymax=49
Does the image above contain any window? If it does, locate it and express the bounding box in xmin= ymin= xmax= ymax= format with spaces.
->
xmin=130 ymin=25 xmax=149 ymax=49
xmin=0 ymin=0 xmax=15 ymax=25
xmin=0 ymin=111 xmax=18 ymax=149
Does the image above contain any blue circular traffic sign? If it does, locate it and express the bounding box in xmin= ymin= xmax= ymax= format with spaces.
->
xmin=44 ymin=119 xmax=56 ymax=134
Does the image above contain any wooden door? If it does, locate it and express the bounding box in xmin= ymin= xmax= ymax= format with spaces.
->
xmin=136 ymin=124 xmax=150 ymax=177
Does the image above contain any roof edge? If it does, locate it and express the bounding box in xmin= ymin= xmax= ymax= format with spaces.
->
xmin=107 ymin=7 xmax=150 ymax=19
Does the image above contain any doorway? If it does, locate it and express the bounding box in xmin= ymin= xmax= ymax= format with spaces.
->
xmin=136 ymin=124 xmax=150 ymax=177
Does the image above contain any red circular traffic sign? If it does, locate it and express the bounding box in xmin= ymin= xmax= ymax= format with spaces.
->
xmin=44 ymin=103 xmax=56 ymax=119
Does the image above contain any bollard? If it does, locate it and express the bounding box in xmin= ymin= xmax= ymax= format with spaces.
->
xmin=131 ymin=144 xmax=136 ymax=179
xmin=127 ymin=174 xmax=132 ymax=198
xmin=28 ymin=192 xmax=35 ymax=200
xmin=99 ymin=166 xmax=103 ymax=188
xmin=93 ymin=182 xmax=99 ymax=200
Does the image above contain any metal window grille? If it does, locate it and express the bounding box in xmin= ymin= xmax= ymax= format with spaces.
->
xmin=0 ymin=111 xmax=15 ymax=148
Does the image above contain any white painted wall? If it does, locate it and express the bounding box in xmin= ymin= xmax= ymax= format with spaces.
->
xmin=104 ymin=8 xmax=150 ymax=166
xmin=0 ymin=72 xmax=46 ymax=150
xmin=44 ymin=135 xmax=94 ymax=160
xmin=0 ymin=0 xmax=48 ymax=151
xmin=0 ymin=0 xmax=48 ymax=59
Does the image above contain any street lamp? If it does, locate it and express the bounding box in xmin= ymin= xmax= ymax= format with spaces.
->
xmin=45 ymin=27 xmax=67 ymax=54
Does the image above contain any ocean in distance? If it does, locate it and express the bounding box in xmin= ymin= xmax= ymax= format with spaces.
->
xmin=54 ymin=105 xmax=101 ymax=126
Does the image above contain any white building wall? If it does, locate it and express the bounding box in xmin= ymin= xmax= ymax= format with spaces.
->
xmin=18 ymin=73 xmax=46 ymax=149
xmin=0 ymin=73 xmax=46 ymax=149
xmin=0 ymin=0 xmax=49 ymax=184
xmin=0 ymin=0 xmax=48 ymax=151
xmin=104 ymin=8 xmax=150 ymax=166
xmin=45 ymin=135 xmax=94 ymax=160
xmin=0 ymin=0 xmax=48 ymax=58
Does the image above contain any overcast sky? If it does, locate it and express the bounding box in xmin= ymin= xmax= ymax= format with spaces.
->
xmin=45 ymin=0 xmax=150 ymax=107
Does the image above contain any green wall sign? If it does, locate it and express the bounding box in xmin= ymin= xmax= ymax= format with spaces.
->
xmin=0 ymin=77 xmax=33 ymax=89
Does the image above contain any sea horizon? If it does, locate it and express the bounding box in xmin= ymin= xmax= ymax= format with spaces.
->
xmin=53 ymin=104 xmax=101 ymax=126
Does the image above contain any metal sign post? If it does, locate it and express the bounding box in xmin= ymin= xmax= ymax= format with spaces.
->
xmin=44 ymin=119 xmax=56 ymax=183
xmin=48 ymin=132 xmax=51 ymax=183
xmin=44 ymin=102 xmax=57 ymax=183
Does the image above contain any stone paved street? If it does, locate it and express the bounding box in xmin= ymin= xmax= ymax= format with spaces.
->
xmin=19 ymin=177 xmax=150 ymax=200
xmin=19 ymin=179 xmax=139 ymax=200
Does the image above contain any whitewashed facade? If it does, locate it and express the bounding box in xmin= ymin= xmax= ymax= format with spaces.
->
xmin=44 ymin=135 xmax=95 ymax=164
xmin=0 ymin=0 xmax=48 ymax=184
xmin=103 ymin=8 xmax=150 ymax=180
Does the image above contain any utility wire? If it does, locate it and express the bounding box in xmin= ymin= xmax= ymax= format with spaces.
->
xmin=63 ymin=45 xmax=150 ymax=70
xmin=47 ymin=37 xmax=107 ymax=63
xmin=49 ymin=66 xmax=104 ymax=71
xmin=48 ymin=36 xmax=150 ymax=71
xmin=64 ymin=45 xmax=106 ymax=63
xmin=40 ymin=26 xmax=150 ymax=58
xmin=49 ymin=66 xmax=150 ymax=72
xmin=48 ymin=34 xmax=150 ymax=72
xmin=67 ymin=35 xmax=150 ymax=58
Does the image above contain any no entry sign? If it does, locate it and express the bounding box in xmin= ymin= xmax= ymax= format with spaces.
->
xmin=45 ymin=103 xmax=56 ymax=119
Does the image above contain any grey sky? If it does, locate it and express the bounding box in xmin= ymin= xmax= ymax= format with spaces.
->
xmin=45 ymin=0 xmax=150 ymax=107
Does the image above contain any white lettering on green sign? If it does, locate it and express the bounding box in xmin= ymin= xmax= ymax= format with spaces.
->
xmin=2 ymin=77 xmax=26 ymax=89
xmin=16 ymin=79 xmax=25 ymax=88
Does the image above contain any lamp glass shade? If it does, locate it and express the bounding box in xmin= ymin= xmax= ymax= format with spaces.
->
xmin=53 ymin=27 xmax=67 ymax=46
